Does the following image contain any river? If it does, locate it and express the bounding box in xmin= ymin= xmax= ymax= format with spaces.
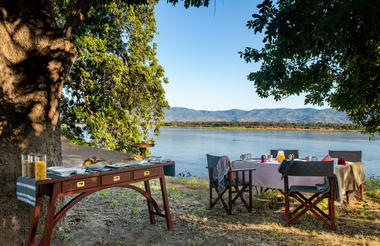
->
xmin=150 ymin=128 xmax=380 ymax=178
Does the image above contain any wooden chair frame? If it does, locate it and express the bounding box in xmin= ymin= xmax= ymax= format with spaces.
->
xmin=284 ymin=176 xmax=335 ymax=229
xmin=283 ymin=161 xmax=336 ymax=229
xmin=207 ymin=155 xmax=255 ymax=215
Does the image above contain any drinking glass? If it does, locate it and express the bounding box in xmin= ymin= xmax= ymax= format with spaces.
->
xmin=21 ymin=153 xmax=29 ymax=177
xmin=28 ymin=154 xmax=35 ymax=178
xmin=247 ymin=153 xmax=252 ymax=159
xmin=34 ymin=154 xmax=47 ymax=180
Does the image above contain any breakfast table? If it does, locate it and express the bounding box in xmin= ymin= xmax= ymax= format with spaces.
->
xmin=232 ymin=159 xmax=365 ymax=203
xmin=19 ymin=161 xmax=174 ymax=246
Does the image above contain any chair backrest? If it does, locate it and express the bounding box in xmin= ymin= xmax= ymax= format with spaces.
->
xmin=271 ymin=149 xmax=299 ymax=159
xmin=328 ymin=150 xmax=362 ymax=162
xmin=206 ymin=154 xmax=221 ymax=183
xmin=288 ymin=161 xmax=334 ymax=177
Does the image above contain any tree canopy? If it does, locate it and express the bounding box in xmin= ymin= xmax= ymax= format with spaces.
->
xmin=58 ymin=0 xmax=209 ymax=152
xmin=59 ymin=0 xmax=169 ymax=152
xmin=240 ymin=0 xmax=380 ymax=136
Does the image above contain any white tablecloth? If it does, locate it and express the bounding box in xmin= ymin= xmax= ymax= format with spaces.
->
xmin=232 ymin=159 xmax=365 ymax=203
xmin=232 ymin=160 xmax=324 ymax=189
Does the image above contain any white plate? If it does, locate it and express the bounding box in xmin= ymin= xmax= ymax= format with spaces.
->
xmin=85 ymin=161 xmax=107 ymax=170
xmin=106 ymin=160 xmax=147 ymax=168
xmin=124 ymin=160 xmax=148 ymax=165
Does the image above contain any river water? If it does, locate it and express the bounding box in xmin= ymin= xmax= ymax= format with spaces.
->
xmin=150 ymin=128 xmax=380 ymax=178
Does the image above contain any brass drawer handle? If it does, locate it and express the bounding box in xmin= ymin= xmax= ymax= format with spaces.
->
xmin=113 ymin=175 xmax=120 ymax=181
xmin=77 ymin=181 xmax=85 ymax=187
xmin=144 ymin=171 xmax=150 ymax=176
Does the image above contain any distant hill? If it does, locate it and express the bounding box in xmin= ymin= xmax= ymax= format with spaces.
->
xmin=164 ymin=107 xmax=351 ymax=124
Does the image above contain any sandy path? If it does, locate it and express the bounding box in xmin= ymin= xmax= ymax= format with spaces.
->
xmin=61 ymin=137 xmax=131 ymax=167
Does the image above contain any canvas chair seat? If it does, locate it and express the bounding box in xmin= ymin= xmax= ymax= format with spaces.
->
xmin=290 ymin=185 xmax=327 ymax=194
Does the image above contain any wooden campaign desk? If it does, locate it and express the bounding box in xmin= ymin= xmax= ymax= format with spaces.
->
xmin=28 ymin=161 xmax=174 ymax=246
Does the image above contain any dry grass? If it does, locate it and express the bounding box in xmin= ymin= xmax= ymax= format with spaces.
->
xmin=51 ymin=177 xmax=380 ymax=246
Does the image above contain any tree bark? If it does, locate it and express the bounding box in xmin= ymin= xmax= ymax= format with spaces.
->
xmin=0 ymin=0 xmax=76 ymax=244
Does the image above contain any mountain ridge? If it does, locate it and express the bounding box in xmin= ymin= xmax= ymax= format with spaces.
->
xmin=164 ymin=107 xmax=351 ymax=124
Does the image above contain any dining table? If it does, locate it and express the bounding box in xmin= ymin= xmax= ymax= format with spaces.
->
xmin=18 ymin=161 xmax=174 ymax=246
xmin=232 ymin=158 xmax=365 ymax=203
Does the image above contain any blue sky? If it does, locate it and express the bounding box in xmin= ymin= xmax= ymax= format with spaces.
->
xmin=154 ymin=0 xmax=328 ymax=111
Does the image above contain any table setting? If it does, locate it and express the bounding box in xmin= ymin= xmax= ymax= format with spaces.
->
xmin=232 ymin=151 xmax=365 ymax=203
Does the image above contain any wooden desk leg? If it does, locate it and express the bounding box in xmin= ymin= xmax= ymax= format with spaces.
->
xmin=159 ymin=173 xmax=172 ymax=229
xmin=360 ymin=184 xmax=364 ymax=200
xmin=28 ymin=189 xmax=43 ymax=246
xmin=41 ymin=183 xmax=60 ymax=246
xmin=144 ymin=180 xmax=156 ymax=224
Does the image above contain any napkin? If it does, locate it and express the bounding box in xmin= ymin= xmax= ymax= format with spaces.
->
xmin=338 ymin=158 xmax=346 ymax=166
xmin=322 ymin=154 xmax=332 ymax=161
xmin=217 ymin=156 xmax=230 ymax=194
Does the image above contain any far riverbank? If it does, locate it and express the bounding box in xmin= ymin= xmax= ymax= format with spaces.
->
xmin=162 ymin=121 xmax=361 ymax=133
xmin=162 ymin=125 xmax=360 ymax=133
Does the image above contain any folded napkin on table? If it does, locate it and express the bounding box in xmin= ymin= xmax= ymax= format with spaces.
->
xmin=338 ymin=158 xmax=346 ymax=166
xmin=322 ymin=154 xmax=332 ymax=161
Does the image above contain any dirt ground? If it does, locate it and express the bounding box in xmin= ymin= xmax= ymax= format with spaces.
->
xmin=49 ymin=139 xmax=380 ymax=246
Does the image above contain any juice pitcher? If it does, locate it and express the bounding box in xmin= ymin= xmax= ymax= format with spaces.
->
xmin=276 ymin=150 xmax=285 ymax=163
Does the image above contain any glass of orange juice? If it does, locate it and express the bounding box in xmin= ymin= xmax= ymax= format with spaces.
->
xmin=276 ymin=150 xmax=285 ymax=163
xmin=34 ymin=154 xmax=47 ymax=180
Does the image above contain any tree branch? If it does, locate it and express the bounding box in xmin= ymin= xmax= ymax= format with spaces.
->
xmin=63 ymin=0 xmax=92 ymax=39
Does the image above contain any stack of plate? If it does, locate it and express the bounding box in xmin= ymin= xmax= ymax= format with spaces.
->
xmin=85 ymin=161 xmax=107 ymax=170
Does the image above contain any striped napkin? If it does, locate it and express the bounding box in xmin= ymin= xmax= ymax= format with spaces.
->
xmin=217 ymin=156 xmax=230 ymax=194
xmin=16 ymin=176 xmax=37 ymax=206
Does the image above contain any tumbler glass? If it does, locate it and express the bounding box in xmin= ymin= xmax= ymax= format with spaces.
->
xmin=34 ymin=154 xmax=47 ymax=180
xmin=21 ymin=153 xmax=29 ymax=177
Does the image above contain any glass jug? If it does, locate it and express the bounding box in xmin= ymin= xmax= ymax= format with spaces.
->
xmin=276 ymin=150 xmax=285 ymax=163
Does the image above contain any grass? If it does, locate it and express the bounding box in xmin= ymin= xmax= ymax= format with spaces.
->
xmin=53 ymin=176 xmax=380 ymax=246
xmin=365 ymin=176 xmax=380 ymax=200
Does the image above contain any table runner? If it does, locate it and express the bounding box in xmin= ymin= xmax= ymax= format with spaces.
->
xmin=16 ymin=176 xmax=37 ymax=206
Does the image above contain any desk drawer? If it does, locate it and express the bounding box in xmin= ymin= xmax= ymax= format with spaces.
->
xmin=62 ymin=177 xmax=98 ymax=193
xmin=133 ymin=167 xmax=160 ymax=180
xmin=101 ymin=172 xmax=132 ymax=186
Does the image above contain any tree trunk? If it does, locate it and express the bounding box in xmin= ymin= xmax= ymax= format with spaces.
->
xmin=0 ymin=0 xmax=75 ymax=244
